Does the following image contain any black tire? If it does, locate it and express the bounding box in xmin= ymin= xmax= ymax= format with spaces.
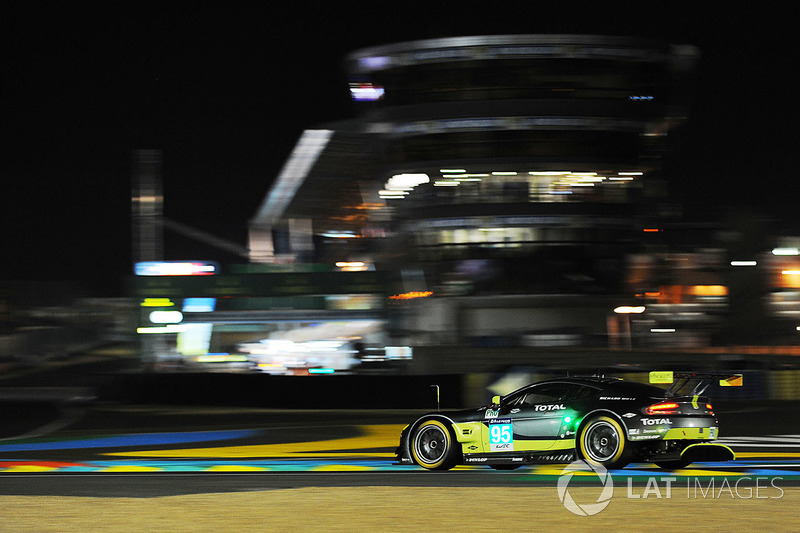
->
xmin=410 ymin=419 xmax=459 ymax=470
xmin=578 ymin=415 xmax=632 ymax=469
xmin=655 ymin=459 xmax=692 ymax=470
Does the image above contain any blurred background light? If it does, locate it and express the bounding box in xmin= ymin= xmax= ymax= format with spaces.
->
xmin=135 ymin=261 xmax=217 ymax=276
xmin=182 ymin=298 xmax=216 ymax=313
xmin=358 ymin=56 xmax=390 ymax=71
xmin=141 ymin=298 xmax=174 ymax=307
xmin=335 ymin=261 xmax=368 ymax=271
xmin=149 ymin=311 xmax=183 ymax=324
xmin=136 ymin=325 xmax=189 ymax=334
xmin=349 ymin=83 xmax=384 ymax=101
xmin=320 ymin=231 xmax=358 ymax=238
xmin=385 ymin=173 xmax=429 ymax=190
xmin=614 ymin=306 xmax=646 ymax=314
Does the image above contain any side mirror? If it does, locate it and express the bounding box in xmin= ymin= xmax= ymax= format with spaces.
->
xmin=491 ymin=395 xmax=501 ymax=406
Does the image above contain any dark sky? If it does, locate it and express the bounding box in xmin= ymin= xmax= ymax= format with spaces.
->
xmin=3 ymin=2 xmax=799 ymax=295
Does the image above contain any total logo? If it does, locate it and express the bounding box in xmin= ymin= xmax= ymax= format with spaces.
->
xmin=557 ymin=460 xmax=614 ymax=516
xmin=641 ymin=418 xmax=673 ymax=425
xmin=535 ymin=404 xmax=566 ymax=412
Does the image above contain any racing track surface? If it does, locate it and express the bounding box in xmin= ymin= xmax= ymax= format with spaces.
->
xmin=2 ymin=403 xmax=800 ymax=532
xmin=1 ymin=402 xmax=800 ymax=496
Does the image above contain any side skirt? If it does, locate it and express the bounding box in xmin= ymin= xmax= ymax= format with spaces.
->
xmin=464 ymin=450 xmax=577 ymax=465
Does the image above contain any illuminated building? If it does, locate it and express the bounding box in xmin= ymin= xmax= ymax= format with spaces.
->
xmin=249 ymin=35 xmax=700 ymax=347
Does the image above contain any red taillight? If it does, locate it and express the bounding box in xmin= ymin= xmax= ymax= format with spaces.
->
xmin=706 ymin=403 xmax=714 ymax=414
xmin=645 ymin=402 xmax=680 ymax=415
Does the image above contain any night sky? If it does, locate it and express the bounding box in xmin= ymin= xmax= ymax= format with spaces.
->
xmin=4 ymin=2 xmax=799 ymax=295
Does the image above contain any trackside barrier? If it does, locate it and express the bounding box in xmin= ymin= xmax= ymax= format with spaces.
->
xmin=703 ymin=370 xmax=765 ymax=401
xmin=615 ymin=372 xmax=651 ymax=385
xmin=92 ymin=369 xmax=800 ymax=408
xmin=99 ymin=373 xmax=464 ymax=409
xmin=769 ymin=370 xmax=800 ymax=400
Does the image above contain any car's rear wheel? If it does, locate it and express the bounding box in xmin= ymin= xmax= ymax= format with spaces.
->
xmin=411 ymin=419 xmax=459 ymax=470
xmin=578 ymin=415 xmax=631 ymax=469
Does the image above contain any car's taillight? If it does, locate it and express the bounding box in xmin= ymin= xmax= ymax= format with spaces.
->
xmin=706 ymin=403 xmax=714 ymax=415
xmin=645 ymin=401 xmax=680 ymax=415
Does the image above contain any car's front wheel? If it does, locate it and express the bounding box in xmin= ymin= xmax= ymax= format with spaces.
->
xmin=410 ymin=419 xmax=459 ymax=470
xmin=578 ymin=415 xmax=632 ymax=469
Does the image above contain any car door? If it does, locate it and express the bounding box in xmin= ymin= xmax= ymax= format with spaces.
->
xmin=499 ymin=383 xmax=575 ymax=451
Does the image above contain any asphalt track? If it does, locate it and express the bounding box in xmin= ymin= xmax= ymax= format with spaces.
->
xmin=1 ymin=403 xmax=800 ymax=497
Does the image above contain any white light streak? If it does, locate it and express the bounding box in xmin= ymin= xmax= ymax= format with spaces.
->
xmin=149 ymin=311 xmax=184 ymax=324
xmin=614 ymin=306 xmax=646 ymax=314
xmin=529 ymin=171 xmax=571 ymax=175
xmin=773 ymin=248 xmax=800 ymax=256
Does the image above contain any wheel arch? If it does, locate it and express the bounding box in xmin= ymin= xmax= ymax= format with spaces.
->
xmin=405 ymin=414 xmax=460 ymax=465
xmin=575 ymin=408 xmax=632 ymax=461
xmin=575 ymin=408 xmax=630 ymax=438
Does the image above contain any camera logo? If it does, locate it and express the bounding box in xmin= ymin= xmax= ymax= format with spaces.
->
xmin=557 ymin=460 xmax=614 ymax=516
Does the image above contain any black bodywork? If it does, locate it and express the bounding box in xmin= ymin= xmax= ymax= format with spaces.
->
xmin=396 ymin=376 xmax=734 ymax=470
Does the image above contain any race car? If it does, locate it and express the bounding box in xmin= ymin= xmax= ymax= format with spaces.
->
xmin=396 ymin=372 xmax=741 ymax=471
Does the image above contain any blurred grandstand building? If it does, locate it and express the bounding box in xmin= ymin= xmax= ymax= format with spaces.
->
xmin=248 ymin=35 xmax=704 ymax=349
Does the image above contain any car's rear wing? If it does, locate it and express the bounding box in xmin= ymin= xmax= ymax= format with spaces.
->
xmin=649 ymin=371 xmax=743 ymax=396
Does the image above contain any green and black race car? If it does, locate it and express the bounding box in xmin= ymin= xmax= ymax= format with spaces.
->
xmin=396 ymin=372 xmax=741 ymax=471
